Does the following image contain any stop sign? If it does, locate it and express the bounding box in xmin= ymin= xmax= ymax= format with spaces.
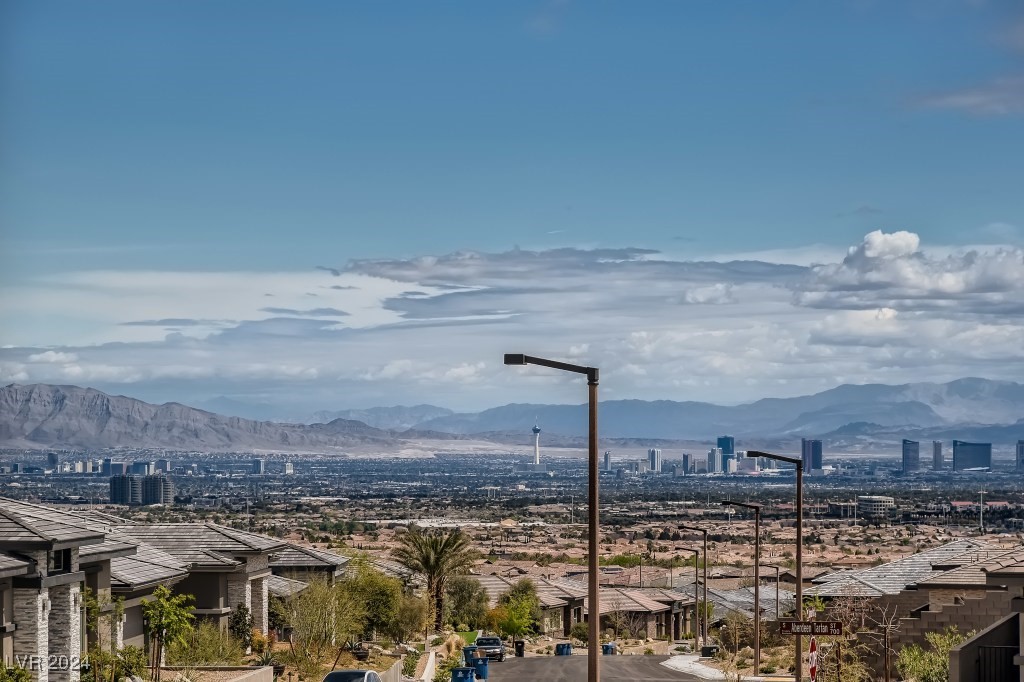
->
xmin=808 ymin=636 xmax=818 ymax=682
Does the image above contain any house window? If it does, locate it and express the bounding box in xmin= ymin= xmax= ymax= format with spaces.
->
xmin=50 ymin=549 xmax=71 ymax=574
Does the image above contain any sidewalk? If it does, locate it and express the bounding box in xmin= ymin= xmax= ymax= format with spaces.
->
xmin=660 ymin=655 xmax=796 ymax=682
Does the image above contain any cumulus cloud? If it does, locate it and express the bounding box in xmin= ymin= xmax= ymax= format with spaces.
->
xmin=27 ymin=351 xmax=78 ymax=363
xmin=800 ymin=230 xmax=1024 ymax=313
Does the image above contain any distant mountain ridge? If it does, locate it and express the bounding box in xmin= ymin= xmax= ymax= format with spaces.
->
xmin=0 ymin=384 xmax=394 ymax=451
xmin=2 ymin=378 xmax=1021 ymax=452
xmin=411 ymin=378 xmax=1024 ymax=441
xmin=307 ymin=405 xmax=454 ymax=430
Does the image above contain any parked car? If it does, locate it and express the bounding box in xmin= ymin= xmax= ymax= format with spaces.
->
xmin=322 ymin=671 xmax=382 ymax=682
xmin=474 ymin=636 xmax=507 ymax=661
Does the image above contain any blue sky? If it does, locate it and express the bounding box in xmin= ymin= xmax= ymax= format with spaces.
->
xmin=2 ymin=1 xmax=1023 ymax=416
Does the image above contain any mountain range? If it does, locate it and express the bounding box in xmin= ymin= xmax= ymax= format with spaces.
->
xmin=0 ymin=383 xmax=394 ymax=451
xmin=1 ymin=378 xmax=1022 ymax=452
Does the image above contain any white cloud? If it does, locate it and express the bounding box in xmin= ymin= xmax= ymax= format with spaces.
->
xmin=27 ymin=351 xmax=78 ymax=363
xmin=1 ymin=234 xmax=1022 ymax=411
xmin=918 ymin=75 xmax=1024 ymax=116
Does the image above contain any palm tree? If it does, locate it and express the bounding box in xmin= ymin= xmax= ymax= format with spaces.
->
xmin=392 ymin=527 xmax=478 ymax=630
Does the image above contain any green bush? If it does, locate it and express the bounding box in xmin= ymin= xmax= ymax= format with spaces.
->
xmin=643 ymin=647 xmax=655 ymax=655
xmin=116 ymin=646 xmax=148 ymax=679
xmin=402 ymin=651 xmax=421 ymax=678
xmin=0 ymin=662 xmax=31 ymax=682
xmin=570 ymin=622 xmax=589 ymax=643
xmin=168 ymin=620 xmax=244 ymax=665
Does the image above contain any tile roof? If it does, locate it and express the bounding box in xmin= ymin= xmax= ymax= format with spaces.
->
xmin=585 ymin=589 xmax=671 ymax=615
xmin=916 ymin=548 xmax=1024 ymax=588
xmin=108 ymin=533 xmax=189 ymax=590
xmin=269 ymin=574 xmax=309 ymax=598
xmin=270 ymin=544 xmax=350 ymax=570
xmin=808 ymin=540 xmax=992 ymax=598
xmin=114 ymin=523 xmax=285 ymax=564
xmin=0 ymin=499 xmax=106 ymax=547
xmin=0 ymin=552 xmax=32 ymax=578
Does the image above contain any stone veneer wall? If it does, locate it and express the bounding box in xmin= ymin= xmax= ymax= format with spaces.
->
xmin=12 ymin=588 xmax=49 ymax=682
xmin=48 ymin=584 xmax=81 ymax=682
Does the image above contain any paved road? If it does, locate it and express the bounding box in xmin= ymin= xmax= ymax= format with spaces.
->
xmin=484 ymin=655 xmax=701 ymax=682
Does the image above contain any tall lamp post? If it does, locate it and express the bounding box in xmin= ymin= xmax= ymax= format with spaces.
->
xmin=748 ymin=450 xmax=804 ymax=681
xmin=679 ymin=524 xmax=708 ymax=644
xmin=680 ymin=547 xmax=701 ymax=643
xmin=722 ymin=500 xmax=762 ymax=675
xmin=504 ymin=353 xmax=600 ymax=682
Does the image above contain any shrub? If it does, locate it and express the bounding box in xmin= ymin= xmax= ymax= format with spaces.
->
xmin=644 ymin=647 xmax=655 ymax=655
xmin=0 ymin=662 xmax=31 ymax=682
xmin=116 ymin=646 xmax=148 ymax=679
xmin=570 ymin=622 xmax=589 ymax=644
xmin=402 ymin=651 xmax=421 ymax=678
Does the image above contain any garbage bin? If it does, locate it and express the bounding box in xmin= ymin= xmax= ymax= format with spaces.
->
xmin=462 ymin=646 xmax=478 ymax=665
xmin=473 ymin=656 xmax=489 ymax=680
xmin=601 ymin=643 xmax=616 ymax=655
xmin=700 ymin=645 xmax=720 ymax=657
xmin=451 ymin=667 xmax=476 ymax=682
xmin=514 ymin=640 xmax=525 ymax=657
xmin=555 ymin=643 xmax=572 ymax=656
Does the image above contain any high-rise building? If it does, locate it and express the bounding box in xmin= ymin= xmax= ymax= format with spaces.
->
xmin=46 ymin=452 xmax=59 ymax=470
xmin=1017 ymin=440 xmax=1024 ymax=472
xmin=603 ymin=451 xmax=611 ymax=472
xmin=110 ymin=462 xmax=127 ymax=476
xmin=801 ymin=439 xmax=823 ymax=471
xmin=252 ymin=458 xmax=266 ymax=475
xmin=932 ymin=441 xmax=944 ymax=470
xmin=681 ymin=453 xmax=692 ymax=474
xmin=109 ymin=474 xmax=142 ymax=505
xmin=902 ymin=439 xmax=920 ymax=473
xmin=722 ymin=453 xmax=736 ymax=472
xmin=101 ymin=458 xmax=112 ymax=476
xmin=130 ymin=461 xmax=155 ymax=476
xmin=157 ymin=459 xmax=172 ymax=473
xmin=707 ymin=447 xmax=722 ymax=473
xmin=142 ymin=474 xmax=174 ymax=505
xmin=952 ymin=440 xmax=992 ymax=471
xmin=284 ymin=461 xmax=294 ymax=475
xmin=717 ymin=436 xmax=735 ymax=456
xmin=647 ymin=448 xmax=662 ymax=473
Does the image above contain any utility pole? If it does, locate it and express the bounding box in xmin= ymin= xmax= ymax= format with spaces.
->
xmin=979 ymin=490 xmax=986 ymax=534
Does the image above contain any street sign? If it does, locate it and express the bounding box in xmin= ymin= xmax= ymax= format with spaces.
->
xmin=779 ymin=620 xmax=843 ymax=636
xmin=809 ymin=637 xmax=818 ymax=682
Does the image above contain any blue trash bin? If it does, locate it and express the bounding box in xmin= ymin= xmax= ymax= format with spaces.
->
xmin=452 ymin=667 xmax=476 ymax=682
xmin=555 ymin=643 xmax=572 ymax=656
xmin=462 ymin=646 xmax=478 ymax=665
xmin=602 ymin=643 xmax=616 ymax=655
xmin=473 ymin=656 xmax=489 ymax=680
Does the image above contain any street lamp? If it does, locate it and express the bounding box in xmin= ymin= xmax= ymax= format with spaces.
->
xmin=679 ymin=547 xmax=700 ymax=644
xmin=678 ymin=524 xmax=708 ymax=644
xmin=748 ymin=450 xmax=804 ymax=682
xmin=722 ymin=500 xmax=762 ymax=675
xmin=504 ymin=353 xmax=600 ymax=682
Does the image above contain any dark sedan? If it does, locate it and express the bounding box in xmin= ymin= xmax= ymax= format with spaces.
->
xmin=474 ymin=636 xmax=506 ymax=661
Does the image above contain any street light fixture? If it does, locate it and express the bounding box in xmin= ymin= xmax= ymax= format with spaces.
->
xmin=678 ymin=524 xmax=708 ymax=644
xmin=679 ymin=547 xmax=701 ymax=644
xmin=748 ymin=450 xmax=804 ymax=682
xmin=504 ymin=353 xmax=600 ymax=682
xmin=722 ymin=500 xmax=762 ymax=675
